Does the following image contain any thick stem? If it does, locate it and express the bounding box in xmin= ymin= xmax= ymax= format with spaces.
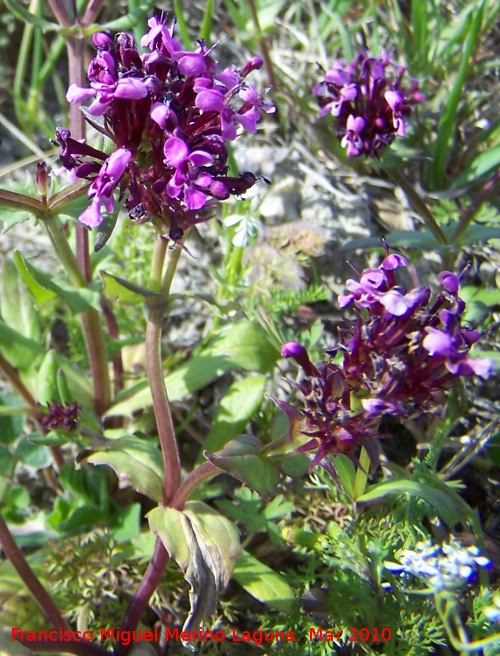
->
xmin=113 ymin=538 xmax=169 ymax=656
xmin=146 ymin=302 xmax=181 ymax=503
xmin=146 ymin=236 xmax=182 ymax=503
xmin=388 ymin=170 xmax=448 ymax=246
xmin=0 ymin=514 xmax=70 ymax=631
xmin=171 ymin=461 xmax=222 ymax=510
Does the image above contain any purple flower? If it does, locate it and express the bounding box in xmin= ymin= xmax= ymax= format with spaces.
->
xmin=40 ymin=402 xmax=81 ymax=432
xmin=314 ymin=52 xmax=423 ymax=157
xmin=164 ymin=137 xmax=214 ymax=210
xmin=79 ymin=148 xmax=132 ymax=227
xmin=57 ymin=17 xmax=273 ymax=237
xmin=274 ymin=252 xmax=491 ymax=468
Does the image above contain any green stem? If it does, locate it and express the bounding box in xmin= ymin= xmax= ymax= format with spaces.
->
xmin=388 ymin=170 xmax=448 ymax=245
xmin=0 ymin=514 xmax=70 ymax=631
xmin=146 ymin=236 xmax=182 ymax=503
xmin=43 ymin=217 xmax=111 ymax=416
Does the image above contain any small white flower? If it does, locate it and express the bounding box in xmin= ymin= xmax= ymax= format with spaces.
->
xmin=224 ymin=213 xmax=262 ymax=247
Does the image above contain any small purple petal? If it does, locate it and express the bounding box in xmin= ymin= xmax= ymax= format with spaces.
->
xmin=66 ymin=84 xmax=96 ymax=103
xmin=438 ymin=271 xmax=460 ymax=294
xmin=423 ymin=328 xmax=453 ymax=356
xmin=382 ymin=253 xmax=407 ymax=270
xmin=379 ymin=289 xmax=410 ymax=316
xmin=79 ymin=200 xmax=103 ymax=227
xmin=164 ymin=138 xmax=189 ymax=167
xmin=114 ymin=78 xmax=149 ymax=100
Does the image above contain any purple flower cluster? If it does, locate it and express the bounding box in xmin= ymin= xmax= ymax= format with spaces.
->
xmin=313 ymin=52 xmax=424 ymax=157
xmin=277 ymin=255 xmax=491 ymax=466
xmin=40 ymin=402 xmax=81 ymax=432
xmin=57 ymin=17 xmax=274 ymax=237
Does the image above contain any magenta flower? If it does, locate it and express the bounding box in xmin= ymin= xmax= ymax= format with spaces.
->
xmin=275 ymin=253 xmax=491 ymax=467
xmin=313 ymin=52 xmax=424 ymax=158
xmin=57 ymin=17 xmax=274 ymax=239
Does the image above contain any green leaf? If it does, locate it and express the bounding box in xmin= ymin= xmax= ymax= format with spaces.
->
xmin=429 ymin=0 xmax=487 ymax=188
xmin=36 ymin=350 xmax=60 ymax=406
xmin=460 ymin=225 xmax=500 ymax=246
xmin=201 ymin=376 xmax=266 ymax=456
xmin=332 ymin=454 xmax=356 ymax=499
xmin=357 ymin=478 xmax=462 ymax=526
xmin=111 ymin=503 xmax=141 ymax=543
xmin=107 ymin=322 xmax=278 ymax=418
xmin=101 ymin=271 xmax=163 ymax=304
xmin=0 ymin=395 xmax=26 ymax=444
xmin=14 ymin=437 xmax=52 ymax=470
xmin=86 ymin=436 xmax=164 ymax=502
xmin=453 ymin=144 xmax=500 ymax=188
xmin=2 ymin=0 xmax=59 ymax=31
xmin=0 ymin=445 xmax=13 ymax=476
xmin=13 ymin=251 xmax=56 ymax=306
xmin=1 ymin=258 xmax=40 ymax=341
xmin=0 ymin=320 xmax=44 ymax=370
xmin=353 ymin=447 xmax=370 ymax=499
xmin=232 ymin=551 xmax=296 ymax=612
xmin=14 ymin=252 xmax=100 ymax=314
xmin=205 ymin=435 xmax=281 ymax=494
xmin=149 ymin=502 xmax=241 ymax=645
xmin=204 ymin=322 xmax=279 ymax=372
xmin=336 ymin=230 xmax=441 ymax=253
xmin=28 ymin=430 xmax=70 ymax=447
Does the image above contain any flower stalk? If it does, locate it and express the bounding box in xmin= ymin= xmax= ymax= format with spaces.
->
xmin=146 ymin=235 xmax=182 ymax=504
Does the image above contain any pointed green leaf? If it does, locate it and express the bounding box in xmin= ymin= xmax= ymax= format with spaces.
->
xmin=86 ymin=436 xmax=164 ymax=502
xmin=453 ymin=144 xmax=500 ymax=188
xmin=101 ymin=271 xmax=162 ymax=304
xmin=14 ymin=253 xmax=100 ymax=314
xmin=205 ymin=435 xmax=281 ymax=494
xmin=1 ymin=258 xmax=40 ymax=340
xmin=232 ymin=551 xmax=296 ymax=612
xmin=13 ymin=251 xmax=56 ymax=306
xmin=353 ymin=447 xmax=371 ymax=499
xmin=2 ymin=0 xmax=59 ymax=31
xmin=357 ymin=479 xmax=461 ymax=525
xmin=201 ymin=376 xmax=266 ymax=456
xmin=332 ymin=454 xmax=356 ymax=499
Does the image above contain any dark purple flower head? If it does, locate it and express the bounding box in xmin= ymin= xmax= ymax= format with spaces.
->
xmin=57 ymin=17 xmax=274 ymax=238
xmin=313 ymin=52 xmax=424 ymax=158
xmin=40 ymin=402 xmax=81 ymax=432
xmin=275 ymin=254 xmax=491 ymax=467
